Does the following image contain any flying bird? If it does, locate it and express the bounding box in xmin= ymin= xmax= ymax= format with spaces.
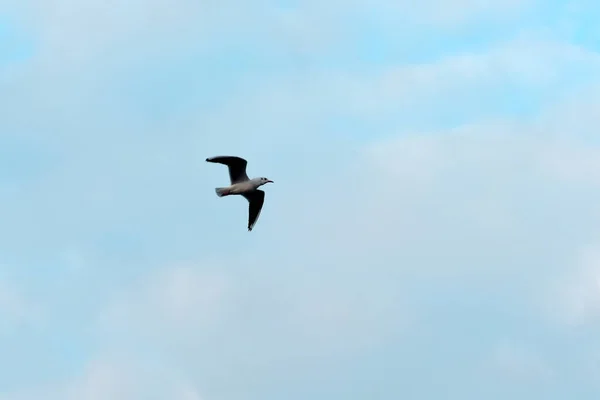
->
xmin=206 ymin=155 xmax=273 ymax=231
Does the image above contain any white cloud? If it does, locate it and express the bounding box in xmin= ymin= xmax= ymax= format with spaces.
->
xmin=552 ymin=245 xmax=600 ymax=326
xmin=0 ymin=0 xmax=556 ymax=83
xmin=0 ymin=358 xmax=204 ymax=400
xmin=66 ymin=359 xmax=204 ymax=400
xmin=16 ymin=0 xmax=227 ymax=55
xmin=97 ymin=258 xmax=408 ymax=352
xmin=490 ymin=341 xmax=553 ymax=380
xmin=83 ymin=85 xmax=600 ymax=387
xmin=98 ymin=263 xmax=232 ymax=333
xmin=0 ymin=278 xmax=38 ymax=333
xmin=70 ymin=97 xmax=600 ymax=392
xmin=271 ymin=0 xmax=534 ymax=48
xmin=82 ymin=258 xmax=410 ymax=398
xmin=406 ymin=0 xmax=533 ymax=26
xmin=375 ymin=134 xmax=577 ymax=231
xmin=66 ymin=360 xmax=140 ymax=400
xmin=198 ymin=35 xmax=600 ymax=144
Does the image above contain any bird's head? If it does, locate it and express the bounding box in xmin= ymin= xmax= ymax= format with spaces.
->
xmin=259 ymin=177 xmax=274 ymax=186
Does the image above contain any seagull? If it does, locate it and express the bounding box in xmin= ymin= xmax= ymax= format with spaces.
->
xmin=206 ymin=155 xmax=274 ymax=231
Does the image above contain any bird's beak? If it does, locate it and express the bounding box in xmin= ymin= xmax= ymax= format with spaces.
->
xmin=267 ymin=180 xmax=274 ymax=183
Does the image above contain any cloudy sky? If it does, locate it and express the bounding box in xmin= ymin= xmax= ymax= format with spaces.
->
xmin=1 ymin=0 xmax=600 ymax=399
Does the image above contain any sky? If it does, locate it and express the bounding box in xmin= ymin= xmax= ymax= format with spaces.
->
xmin=1 ymin=0 xmax=600 ymax=399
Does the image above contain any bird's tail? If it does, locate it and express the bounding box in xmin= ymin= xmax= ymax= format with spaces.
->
xmin=215 ymin=187 xmax=229 ymax=197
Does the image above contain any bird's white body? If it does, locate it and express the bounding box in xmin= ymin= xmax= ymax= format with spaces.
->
xmin=215 ymin=178 xmax=267 ymax=197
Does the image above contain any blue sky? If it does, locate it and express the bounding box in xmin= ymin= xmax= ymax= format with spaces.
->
xmin=1 ymin=0 xmax=600 ymax=399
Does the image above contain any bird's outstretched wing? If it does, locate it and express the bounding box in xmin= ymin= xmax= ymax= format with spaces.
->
xmin=242 ymin=190 xmax=265 ymax=231
xmin=206 ymin=156 xmax=249 ymax=184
